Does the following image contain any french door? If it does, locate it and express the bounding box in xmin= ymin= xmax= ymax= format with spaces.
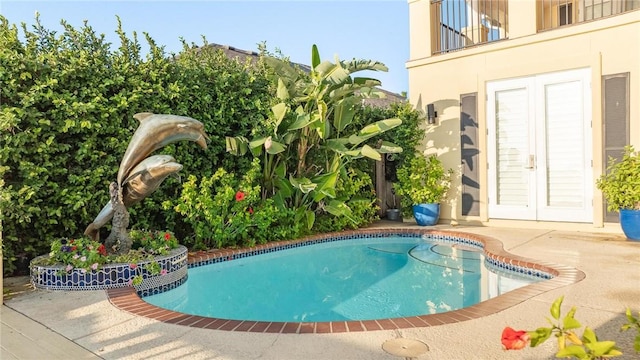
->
xmin=487 ymin=68 xmax=593 ymax=222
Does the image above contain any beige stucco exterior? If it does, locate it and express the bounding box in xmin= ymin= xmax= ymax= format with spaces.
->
xmin=407 ymin=0 xmax=640 ymax=231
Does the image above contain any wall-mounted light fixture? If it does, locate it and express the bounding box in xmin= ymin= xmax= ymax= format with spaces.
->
xmin=427 ymin=103 xmax=437 ymax=124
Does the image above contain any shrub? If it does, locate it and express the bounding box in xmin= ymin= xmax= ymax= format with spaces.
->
xmin=167 ymin=158 xmax=303 ymax=250
xmin=394 ymin=155 xmax=454 ymax=217
xmin=596 ymin=145 xmax=640 ymax=211
xmin=313 ymin=168 xmax=379 ymax=233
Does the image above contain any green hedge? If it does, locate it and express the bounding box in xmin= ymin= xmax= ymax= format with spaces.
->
xmin=0 ymin=16 xmax=271 ymax=275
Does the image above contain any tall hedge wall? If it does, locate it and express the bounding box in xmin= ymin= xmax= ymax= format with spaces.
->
xmin=0 ymin=16 xmax=272 ymax=274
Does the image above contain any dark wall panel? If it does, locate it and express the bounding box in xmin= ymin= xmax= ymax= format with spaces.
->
xmin=461 ymin=93 xmax=479 ymax=216
xmin=602 ymin=73 xmax=630 ymax=222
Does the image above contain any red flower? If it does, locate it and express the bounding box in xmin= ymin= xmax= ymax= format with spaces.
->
xmin=501 ymin=327 xmax=530 ymax=350
xmin=248 ymin=207 xmax=254 ymax=215
xmin=164 ymin=232 xmax=171 ymax=241
xmin=71 ymin=246 xmax=78 ymax=251
xmin=235 ymin=191 xmax=245 ymax=201
xmin=97 ymin=244 xmax=107 ymax=256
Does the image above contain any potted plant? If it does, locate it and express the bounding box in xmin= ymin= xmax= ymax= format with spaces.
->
xmin=394 ymin=154 xmax=454 ymax=226
xmin=385 ymin=187 xmax=402 ymax=221
xmin=596 ymin=145 xmax=640 ymax=241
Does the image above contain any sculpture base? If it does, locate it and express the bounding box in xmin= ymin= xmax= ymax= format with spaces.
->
xmin=30 ymin=246 xmax=188 ymax=296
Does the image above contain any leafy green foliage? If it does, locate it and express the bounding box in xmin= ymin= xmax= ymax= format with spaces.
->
xmin=596 ymin=145 xmax=640 ymax=211
xmin=38 ymin=237 xmax=108 ymax=273
xmin=226 ymin=45 xmax=402 ymax=229
xmin=313 ymin=168 xmax=379 ymax=232
xmin=621 ymin=308 xmax=640 ymax=353
xmin=167 ymin=159 xmax=303 ymax=250
xmin=351 ymin=102 xmax=425 ymax=174
xmin=394 ymin=155 xmax=454 ymax=216
xmin=129 ymin=229 xmax=179 ymax=256
xmin=32 ymin=230 xmax=178 ymax=275
xmin=0 ymin=15 xmax=272 ymax=275
xmin=505 ymin=296 xmax=634 ymax=359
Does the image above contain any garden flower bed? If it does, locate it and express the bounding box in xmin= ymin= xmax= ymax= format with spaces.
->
xmin=30 ymin=245 xmax=188 ymax=295
xmin=29 ymin=230 xmax=188 ymax=296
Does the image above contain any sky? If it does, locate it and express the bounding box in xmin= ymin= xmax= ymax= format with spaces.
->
xmin=0 ymin=0 xmax=410 ymax=95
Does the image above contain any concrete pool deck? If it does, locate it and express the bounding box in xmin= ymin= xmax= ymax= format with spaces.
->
xmin=3 ymin=223 xmax=640 ymax=359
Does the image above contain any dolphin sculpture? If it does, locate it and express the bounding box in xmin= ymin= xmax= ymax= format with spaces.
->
xmin=84 ymin=155 xmax=183 ymax=240
xmin=116 ymin=112 xmax=209 ymax=186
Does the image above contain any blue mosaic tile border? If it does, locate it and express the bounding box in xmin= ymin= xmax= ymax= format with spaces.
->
xmin=30 ymin=246 xmax=188 ymax=291
xmin=485 ymin=257 xmax=554 ymax=280
xmin=187 ymin=231 xmax=553 ymax=280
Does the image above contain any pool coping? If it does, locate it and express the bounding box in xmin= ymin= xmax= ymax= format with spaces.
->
xmin=105 ymin=228 xmax=585 ymax=334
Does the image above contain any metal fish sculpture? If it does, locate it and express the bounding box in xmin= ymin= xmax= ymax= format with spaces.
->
xmin=116 ymin=112 xmax=208 ymax=186
xmin=84 ymin=155 xmax=183 ymax=240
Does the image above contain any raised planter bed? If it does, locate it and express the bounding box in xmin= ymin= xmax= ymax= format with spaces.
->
xmin=30 ymin=245 xmax=188 ymax=296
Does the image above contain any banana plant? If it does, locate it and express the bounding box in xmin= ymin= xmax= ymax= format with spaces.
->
xmin=226 ymin=44 xmax=402 ymax=230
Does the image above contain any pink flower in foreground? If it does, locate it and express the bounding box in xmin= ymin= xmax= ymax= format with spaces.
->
xmin=91 ymin=263 xmax=98 ymax=271
xmin=501 ymin=327 xmax=530 ymax=350
xmin=129 ymin=263 xmax=137 ymax=269
xmin=65 ymin=264 xmax=73 ymax=272
xmin=160 ymin=269 xmax=168 ymax=276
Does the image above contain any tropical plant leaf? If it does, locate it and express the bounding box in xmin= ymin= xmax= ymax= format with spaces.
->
xmin=265 ymin=140 xmax=286 ymax=155
xmin=563 ymin=307 xmax=582 ymax=330
xmin=225 ymin=136 xmax=248 ymax=156
xmin=272 ymin=102 xmax=288 ymax=129
xmin=340 ymin=59 xmax=388 ymax=73
xmin=349 ymin=118 xmax=402 ymax=145
xmin=276 ymin=78 xmax=289 ymax=100
xmin=311 ymin=44 xmax=320 ymax=69
xmin=287 ymin=112 xmax=313 ymax=131
xmin=550 ymin=296 xmax=564 ymax=320
xmin=529 ymin=327 xmax=553 ymax=347
xmin=289 ymin=176 xmax=316 ymax=194
xmin=325 ymin=199 xmax=353 ymax=218
xmin=333 ymin=98 xmax=357 ymax=133
xmin=361 ymin=144 xmax=382 ymax=161
xmin=555 ymin=345 xmax=588 ymax=359
xmin=378 ymin=141 xmax=403 ymax=154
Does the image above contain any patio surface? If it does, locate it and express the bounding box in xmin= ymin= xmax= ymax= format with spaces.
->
xmin=2 ymin=222 xmax=640 ymax=359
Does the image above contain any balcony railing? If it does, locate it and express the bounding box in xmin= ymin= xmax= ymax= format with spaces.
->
xmin=538 ymin=0 xmax=640 ymax=31
xmin=431 ymin=0 xmax=509 ymax=55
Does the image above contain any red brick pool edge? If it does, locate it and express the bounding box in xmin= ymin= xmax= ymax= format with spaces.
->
xmin=106 ymin=228 xmax=585 ymax=334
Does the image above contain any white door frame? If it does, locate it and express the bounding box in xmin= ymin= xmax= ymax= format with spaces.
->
xmin=486 ymin=68 xmax=593 ymax=223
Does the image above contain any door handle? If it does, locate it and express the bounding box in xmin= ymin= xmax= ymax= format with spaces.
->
xmin=524 ymin=154 xmax=535 ymax=169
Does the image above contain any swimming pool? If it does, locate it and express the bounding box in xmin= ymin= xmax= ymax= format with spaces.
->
xmin=143 ymin=234 xmax=547 ymax=322
xmin=107 ymin=229 xmax=583 ymax=333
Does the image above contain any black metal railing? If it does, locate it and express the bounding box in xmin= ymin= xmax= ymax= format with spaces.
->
xmin=431 ymin=0 xmax=508 ymax=55
xmin=538 ymin=0 xmax=640 ymax=31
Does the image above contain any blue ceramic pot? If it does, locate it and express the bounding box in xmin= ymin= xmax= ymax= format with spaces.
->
xmin=413 ymin=203 xmax=440 ymax=226
xmin=619 ymin=209 xmax=640 ymax=241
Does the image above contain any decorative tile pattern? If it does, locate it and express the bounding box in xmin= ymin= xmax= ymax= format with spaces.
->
xmin=30 ymin=246 xmax=188 ymax=292
xmin=107 ymin=228 xmax=585 ymax=333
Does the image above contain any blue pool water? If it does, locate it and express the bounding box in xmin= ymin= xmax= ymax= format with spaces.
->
xmin=144 ymin=236 xmax=541 ymax=322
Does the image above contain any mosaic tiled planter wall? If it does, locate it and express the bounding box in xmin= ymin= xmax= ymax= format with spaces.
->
xmin=30 ymin=245 xmax=188 ymax=295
